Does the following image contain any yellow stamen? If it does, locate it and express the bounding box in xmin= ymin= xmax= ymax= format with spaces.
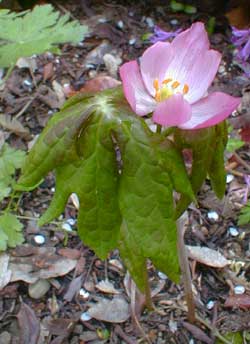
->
xmin=172 ymin=81 xmax=180 ymax=89
xmin=162 ymin=78 xmax=172 ymax=84
xmin=155 ymin=91 xmax=161 ymax=102
xmin=183 ymin=84 xmax=189 ymax=95
xmin=153 ymin=78 xmax=159 ymax=91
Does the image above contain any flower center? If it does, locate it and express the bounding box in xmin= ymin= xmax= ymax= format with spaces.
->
xmin=153 ymin=78 xmax=189 ymax=102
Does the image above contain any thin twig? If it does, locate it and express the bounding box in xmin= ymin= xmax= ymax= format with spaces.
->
xmin=234 ymin=152 xmax=250 ymax=173
xmin=14 ymin=97 xmax=35 ymax=119
xmin=174 ymin=304 xmax=231 ymax=344
xmin=177 ymin=215 xmax=196 ymax=323
xmin=130 ymin=279 xmax=152 ymax=344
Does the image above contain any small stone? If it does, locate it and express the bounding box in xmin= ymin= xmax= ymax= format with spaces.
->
xmin=129 ymin=37 xmax=136 ymax=45
xmin=206 ymin=300 xmax=215 ymax=310
xmin=34 ymin=234 xmax=46 ymax=245
xmin=218 ymin=65 xmax=226 ymax=74
xmin=28 ymin=279 xmax=50 ymax=299
xmin=116 ymin=20 xmax=124 ymax=29
xmin=170 ymin=19 xmax=178 ymax=25
xmin=80 ymin=312 xmax=92 ymax=322
xmin=158 ymin=271 xmax=168 ymax=280
xmin=98 ymin=17 xmax=107 ymax=23
xmin=0 ymin=331 xmax=11 ymax=344
xmin=79 ymin=288 xmax=90 ymax=299
xmin=67 ymin=218 xmax=76 ymax=226
xmin=62 ymin=222 xmax=72 ymax=232
xmin=228 ymin=226 xmax=239 ymax=237
xmin=234 ymin=285 xmax=245 ymax=295
xmin=226 ymin=174 xmax=234 ymax=183
xmin=207 ymin=211 xmax=219 ymax=221
xmin=145 ymin=17 xmax=154 ymax=28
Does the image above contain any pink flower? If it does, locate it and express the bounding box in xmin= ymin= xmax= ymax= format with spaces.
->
xmin=120 ymin=22 xmax=241 ymax=129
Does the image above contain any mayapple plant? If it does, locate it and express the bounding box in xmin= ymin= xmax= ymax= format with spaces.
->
xmin=16 ymin=22 xmax=240 ymax=318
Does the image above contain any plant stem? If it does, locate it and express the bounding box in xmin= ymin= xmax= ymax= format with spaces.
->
xmin=143 ymin=261 xmax=154 ymax=310
xmin=177 ymin=215 xmax=196 ymax=323
xmin=156 ymin=124 xmax=162 ymax=134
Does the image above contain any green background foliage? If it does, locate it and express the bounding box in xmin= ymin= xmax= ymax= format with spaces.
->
xmin=0 ymin=4 xmax=88 ymax=67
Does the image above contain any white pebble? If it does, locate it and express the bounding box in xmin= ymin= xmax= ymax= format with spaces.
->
xmin=170 ymin=19 xmax=178 ymax=25
xmin=234 ymin=285 xmax=245 ymax=295
xmin=158 ymin=271 xmax=168 ymax=280
xmin=207 ymin=211 xmax=219 ymax=221
xmin=228 ymin=226 xmax=239 ymax=237
xmin=62 ymin=222 xmax=72 ymax=232
xmin=145 ymin=17 xmax=154 ymax=28
xmin=206 ymin=300 xmax=215 ymax=310
xmin=23 ymin=79 xmax=32 ymax=87
xmin=67 ymin=218 xmax=76 ymax=226
xmin=80 ymin=312 xmax=92 ymax=321
xmin=117 ymin=20 xmax=124 ymax=29
xmin=79 ymin=288 xmax=90 ymax=299
xmin=34 ymin=234 xmax=45 ymax=245
xmin=226 ymin=174 xmax=234 ymax=183
xmin=129 ymin=37 xmax=136 ymax=45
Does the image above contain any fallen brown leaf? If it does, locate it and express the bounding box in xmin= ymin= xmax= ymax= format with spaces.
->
xmin=224 ymin=294 xmax=250 ymax=309
xmin=17 ymin=302 xmax=40 ymax=344
xmin=88 ymin=296 xmax=130 ymax=323
xmin=0 ymin=114 xmax=30 ymax=138
xmin=186 ymin=245 xmax=230 ymax=268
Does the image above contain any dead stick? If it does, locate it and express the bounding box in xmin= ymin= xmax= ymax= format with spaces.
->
xmin=177 ymin=215 xmax=196 ymax=323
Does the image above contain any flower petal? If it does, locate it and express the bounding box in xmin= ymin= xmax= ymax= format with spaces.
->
xmin=152 ymin=93 xmax=192 ymax=127
xmin=183 ymin=49 xmax=221 ymax=104
xmin=166 ymin=22 xmax=209 ymax=78
xmin=140 ymin=42 xmax=174 ymax=96
xmin=119 ymin=60 xmax=156 ymax=116
xmin=165 ymin=22 xmax=220 ymax=102
xmin=179 ymin=92 xmax=241 ymax=130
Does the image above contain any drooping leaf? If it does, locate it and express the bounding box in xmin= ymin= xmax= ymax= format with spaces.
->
xmin=174 ymin=126 xmax=219 ymax=217
xmin=16 ymin=101 xmax=94 ymax=189
xmin=0 ymin=213 xmax=24 ymax=250
xmin=117 ymin=115 xmax=179 ymax=284
xmin=39 ymin=109 xmax=122 ymax=259
xmin=0 ymin=4 xmax=88 ymax=67
xmin=207 ymin=122 xmax=228 ymax=199
xmin=16 ymin=88 xmax=188 ymax=289
xmin=157 ymin=139 xmax=195 ymax=201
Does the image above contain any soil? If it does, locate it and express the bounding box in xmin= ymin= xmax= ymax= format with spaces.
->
xmin=1 ymin=1 xmax=250 ymax=343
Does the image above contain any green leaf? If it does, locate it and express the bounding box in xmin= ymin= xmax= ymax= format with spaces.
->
xmin=216 ymin=331 xmax=243 ymax=344
xmin=0 ymin=213 xmax=24 ymax=250
xmin=184 ymin=4 xmax=197 ymax=14
xmin=208 ymin=122 xmax=228 ymax=199
xmin=174 ymin=127 xmax=216 ymax=217
xmin=238 ymin=203 xmax=250 ymax=225
xmin=0 ymin=4 xmax=88 ymax=67
xmin=158 ymin=139 xmax=195 ymax=201
xmin=39 ymin=109 xmax=122 ymax=259
xmin=0 ymin=143 xmax=26 ymax=177
xmin=0 ymin=229 xmax=8 ymax=251
xmin=17 ymin=88 xmax=180 ymax=290
xmin=117 ymin=115 xmax=179 ymax=285
xmin=170 ymin=0 xmax=184 ymax=12
xmin=226 ymin=137 xmax=244 ymax=153
xmin=16 ymin=101 xmax=94 ymax=189
xmin=0 ymin=143 xmax=26 ymax=200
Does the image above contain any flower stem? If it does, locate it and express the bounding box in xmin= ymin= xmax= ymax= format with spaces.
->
xmin=156 ymin=124 xmax=162 ymax=134
xmin=177 ymin=215 xmax=196 ymax=323
xmin=143 ymin=261 xmax=154 ymax=310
